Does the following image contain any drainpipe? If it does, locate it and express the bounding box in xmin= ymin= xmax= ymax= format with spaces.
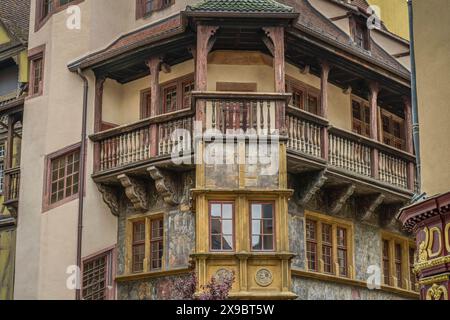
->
xmin=407 ymin=0 xmax=421 ymax=195
xmin=75 ymin=68 xmax=89 ymax=300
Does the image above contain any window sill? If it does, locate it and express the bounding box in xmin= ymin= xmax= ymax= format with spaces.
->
xmin=292 ymin=268 xmax=419 ymax=299
xmin=116 ymin=267 xmax=191 ymax=282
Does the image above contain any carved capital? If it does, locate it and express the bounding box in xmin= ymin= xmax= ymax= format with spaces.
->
xmin=359 ymin=193 xmax=385 ymax=222
xmin=97 ymin=183 xmax=120 ymax=217
xmin=148 ymin=166 xmax=179 ymax=206
xmin=329 ymin=184 xmax=356 ymax=215
xmin=117 ymin=174 xmax=149 ymax=211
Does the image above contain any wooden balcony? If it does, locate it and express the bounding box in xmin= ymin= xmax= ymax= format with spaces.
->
xmin=90 ymin=108 xmax=195 ymax=181
xmin=3 ymin=167 xmax=20 ymax=216
xmin=286 ymin=106 xmax=417 ymax=197
xmin=90 ymin=93 xmax=416 ymax=198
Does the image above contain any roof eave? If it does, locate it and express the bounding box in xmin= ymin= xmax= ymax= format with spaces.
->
xmin=183 ymin=10 xmax=299 ymax=20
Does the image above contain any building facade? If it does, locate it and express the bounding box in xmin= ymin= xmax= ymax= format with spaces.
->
xmin=398 ymin=0 xmax=450 ymax=301
xmin=11 ymin=0 xmax=419 ymax=300
xmin=0 ymin=0 xmax=29 ymax=300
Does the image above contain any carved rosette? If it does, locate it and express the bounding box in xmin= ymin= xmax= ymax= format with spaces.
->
xmin=255 ymin=268 xmax=274 ymax=287
xmin=117 ymin=174 xmax=149 ymax=211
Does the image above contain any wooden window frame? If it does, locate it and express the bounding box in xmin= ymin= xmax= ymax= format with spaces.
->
xmin=126 ymin=213 xmax=165 ymax=275
xmin=140 ymin=74 xmax=194 ymax=117
xmin=209 ymin=201 xmax=235 ymax=252
xmin=35 ymin=0 xmax=84 ymax=32
xmin=139 ymin=88 xmax=152 ymax=119
xmin=351 ymin=96 xmax=371 ymax=138
xmin=349 ymin=15 xmax=371 ymax=51
xmin=136 ymin=0 xmax=175 ymax=20
xmin=42 ymin=142 xmax=81 ymax=212
xmin=285 ymin=76 xmax=321 ymax=115
xmin=381 ymin=231 xmax=417 ymax=292
xmin=304 ymin=211 xmax=354 ymax=279
xmin=380 ymin=109 xmax=406 ymax=151
xmin=250 ymin=201 xmax=276 ymax=252
xmin=81 ymin=246 xmax=116 ymax=300
xmin=28 ymin=45 xmax=46 ymax=98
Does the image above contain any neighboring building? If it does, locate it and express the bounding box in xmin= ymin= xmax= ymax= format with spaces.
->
xmin=13 ymin=0 xmax=418 ymax=300
xmin=398 ymin=0 xmax=450 ymax=301
xmin=367 ymin=0 xmax=409 ymax=40
xmin=0 ymin=0 xmax=29 ymax=300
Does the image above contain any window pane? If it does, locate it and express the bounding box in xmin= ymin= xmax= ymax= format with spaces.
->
xmin=222 ymin=220 xmax=233 ymax=235
xmin=211 ymin=204 xmax=221 ymax=217
xmin=211 ymin=219 xmax=221 ymax=234
xmin=252 ymin=235 xmax=262 ymax=250
xmin=262 ymin=219 xmax=273 ymax=234
xmin=223 ymin=236 xmax=233 ymax=250
xmin=262 ymin=204 xmax=273 ymax=219
xmin=251 ymin=204 xmax=261 ymax=219
xmin=222 ymin=204 xmax=233 ymax=219
xmin=263 ymin=235 xmax=274 ymax=251
xmin=211 ymin=235 xmax=222 ymax=250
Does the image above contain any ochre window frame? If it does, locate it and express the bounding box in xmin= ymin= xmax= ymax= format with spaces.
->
xmin=42 ymin=142 xmax=81 ymax=212
xmin=81 ymin=246 xmax=116 ymax=300
xmin=250 ymin=201 xmax=276 ymax=252
xmin=285 ymin=76 xmax=321 ymax=115
xmin=304 ymin=211 xmax=354 ymax=279
xmin=380 ymin=231 xmax=417 ymax=292
xmin=208 ymin=201 xmax=235 ymax=252
xmin=28 ymin=45 xmax=46 ymax=98
xmin=35 ymin=0 xmax=84 ymax=32
xmin=125 ymin=213 xmax=165 ymax=275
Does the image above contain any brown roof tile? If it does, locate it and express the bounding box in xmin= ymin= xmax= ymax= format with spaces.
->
xmin=0 ymin=0 xmax=30 ymax=44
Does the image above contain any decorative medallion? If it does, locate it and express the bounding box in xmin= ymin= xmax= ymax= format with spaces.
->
xmin=214 ymin=268 xmax=233 ymax=284
xmin=255 ymin=268 xmax=273 ymax=287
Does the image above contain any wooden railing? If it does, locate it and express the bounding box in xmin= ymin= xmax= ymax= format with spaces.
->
xmin=4 ymin=167 xmax=20 ymax=203
xmin=329 ymin=133 xmax=372 ymax=177
xmin=286 ymin=108 xmax=416 ymax=192
xmin=287 ymin=107 xmax=326 ymax=159
xmin=193 ymin=92 xmax=291 ymax=135
xmin=91 ymin=109 xmax=195 ymax=172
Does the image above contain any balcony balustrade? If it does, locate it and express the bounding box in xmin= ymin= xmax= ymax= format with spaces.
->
xmin=4 ymin=167 xmax=20 ymax=205
xmin=90 ymin=92 xmax=416 ymax=193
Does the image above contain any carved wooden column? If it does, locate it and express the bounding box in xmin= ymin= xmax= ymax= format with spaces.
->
xmin=93 ymin=76 xmax=106 ymax=172
xmin=195 ymin=25 xmax=218 ymax=127
xmin=320 ymin=61 xmax=330 ymax=161
xmin=369 ymin=82 xmax=380 ymax=179
xmin=263 ymin=26 xmax=286 ymax=133
xmin=146 ymin=57 xmax=162 ymax=157
xmin=403 ymin=96 xmax=415 ymax=190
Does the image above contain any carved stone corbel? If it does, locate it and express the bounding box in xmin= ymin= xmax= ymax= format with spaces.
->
xmin=329 ymin=184 xmax=356 ymax=215
xmin=296 ymin=170 xmax=328 ymax=206
xmin=97 ymin=183 xmax=120 ymax=217
xmin=381 ymin=202 xmax=406 ymax=229
xmin=117 ymin=174 xmax=149 ymax=211
xmin=148 ymin=166 xmax=179 ymax=206
xmin=359 ymin=193 xmax=385 ymax=222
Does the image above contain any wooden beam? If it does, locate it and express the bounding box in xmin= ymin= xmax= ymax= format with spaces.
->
xmin=297 ymin=170 xmax=328 ymax=206
xmin=359 ymin=193 xmax=385 ymax=222
xmin=320 ymin=60 xmax=330 ymax=118
xmin=94 ymin=76 xmax=106 ymax=133
xmin=329 ymin=184 xmax=356 ymax=215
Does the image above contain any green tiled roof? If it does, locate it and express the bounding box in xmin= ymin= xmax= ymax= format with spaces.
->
xmin=186 ymin=0 xmax=294 ymax=13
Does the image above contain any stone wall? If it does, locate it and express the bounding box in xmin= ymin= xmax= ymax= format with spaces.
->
xmin=292 ymin=276 xmax=408 ymax=300
xmin=116 ymin=170 xmax=195 ymax=299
